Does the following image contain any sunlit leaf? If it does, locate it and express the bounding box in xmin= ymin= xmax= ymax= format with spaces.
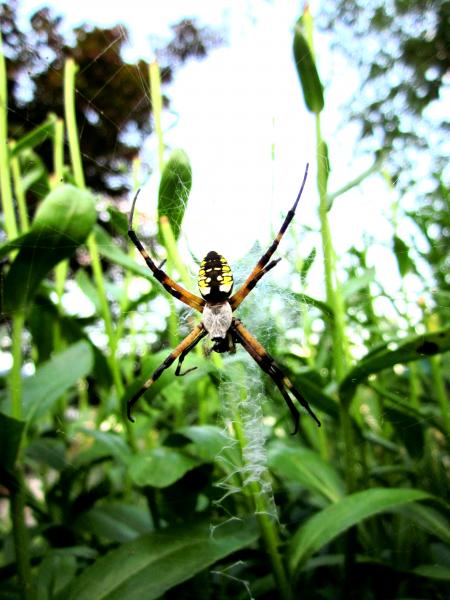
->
xmin=158 ymin=148 xmax=192 ymax=241
xmin=393 ymin=234 xmax=415 ymax=277
xmin=94 ymin=225 xmax=153 ymax=280
xmin=340 ymin=326 xmax=450 ymax=403
xmin=23 ymin=341 xmax=94 ymax=424
xmin=293 ymin=14 xmax=324 ymax=114
xmin=2 ymin=185 xmax=96 ymax=311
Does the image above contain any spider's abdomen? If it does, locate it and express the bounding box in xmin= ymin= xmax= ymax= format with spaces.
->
xmin=198 ymin=251 xmax=234 ymax=302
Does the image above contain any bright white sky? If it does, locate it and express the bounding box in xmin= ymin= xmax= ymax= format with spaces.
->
xmin=16 ymin=0 xmax=427 ymax=306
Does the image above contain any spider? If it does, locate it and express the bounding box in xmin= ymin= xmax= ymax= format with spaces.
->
xmin=126 ymin=163 xmax=321 ymax=434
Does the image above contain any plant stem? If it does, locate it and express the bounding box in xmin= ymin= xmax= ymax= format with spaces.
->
xmin=1 ymin=33 xmax=33 ymax=598
xmin=149 ymin=60 xmax=164 ymax=171
xmin=10 ymin=311 xmax=25 ymax=420
xmin=64 ymin=59 xmax=132 ymax=438
xmin=0 ymin=32 xmax=18 ymax=240
xmin=10 ymin=144 xmax=30 ymax=232
xmin=229 ymin=372 xmax=293 ymax=600
xmin=10 ymin=468 xmax=33 ymax=600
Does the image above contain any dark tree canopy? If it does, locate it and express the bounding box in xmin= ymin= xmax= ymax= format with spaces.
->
xmin=1 ymin=1 xmax=219 ymax=196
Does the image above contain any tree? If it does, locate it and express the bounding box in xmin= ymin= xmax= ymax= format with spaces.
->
xmin=321 ymin=0 xmax=449 ymax=303
xmin=321 ymin=1 xmax=448 ymax=172
xmin=1 ymin=1 xmax=219 ymax=196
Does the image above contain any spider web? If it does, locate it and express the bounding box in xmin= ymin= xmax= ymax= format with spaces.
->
xmin=1 ymin=4 xmax=448 ymax=563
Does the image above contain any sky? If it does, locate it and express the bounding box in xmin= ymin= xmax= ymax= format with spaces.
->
xmin=15 ymin=0 xmax=423 ymax=307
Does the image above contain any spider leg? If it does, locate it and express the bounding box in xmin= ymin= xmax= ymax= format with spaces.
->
xmin=128 ymin=190 xmax=205 ymax=313
xmin=231 ymin=318 xmax=320 ymax=434
xmin=127 ymin=324 xmax=205 ymax=422
xmin=229 ymin=258 xmax=281 ymax=310
xmin=229 ymin=164 xmax=309 ymax=311
xmin=175 ymin=328 xmax=208 ymax=376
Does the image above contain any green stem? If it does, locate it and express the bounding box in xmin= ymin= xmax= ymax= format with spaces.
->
xmin=64 ymin=58 xmax=85 ymax=188
xmin=63 ymin=58 xmax=134 ymax=443
xmin=10 ymin=312 xmax=25 ymax=420
xmin=1 ymin=34 xmax=32 ymax=597
xmin=149 ymin=61 xmax=164 ymax=171
xmin=315 ymin=116 xmax=349 ymax=381
xmin=0 ymin=32 xmax=18 ymax=239
xmin=229 ymin=377 xmax=293 ymax=600
xmin=10 ymin=145 xmax=30 ymax=232
xmin=10 ymin=467 xmax=33 ymax=600
xmin=52 ymin=117 xmax=65 ymax=186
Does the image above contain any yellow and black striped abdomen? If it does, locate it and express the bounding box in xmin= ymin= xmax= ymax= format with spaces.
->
xmin=198 ymin=251 xmax=234 ymax=302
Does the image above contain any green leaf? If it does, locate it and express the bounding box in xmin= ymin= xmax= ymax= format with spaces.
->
xmin=74 ymin=503 xmax=153 ymax=543
xmin=36 ymin=553 xmax=78 ymax=599
xmin=177 ymin=425 xmax=235 ymax=462
xmin=295 ymin=293 xmax=334 ymax=321
xmin=268 ymin=441 xmax=345 ymax=503
xmin=291 ymin=373 xmax=339 ymax=419
xmin=23 ymin=341 xmax=94 ymax=424
xmin=158 ymin=149 xmax=192 ymax=241
xmin=289 ymin=487 xmax=430 ymax=572
xmin=9 ymin=115 xmax=57 ymax=157
xmin=341 ymin=268 xmax=375 ymax=300
xmin=411 ymin=564 xmax=450 ymax=581
xmin=318 ymin=140 xmax=330 ymax=196
xmin=339 ymin=326 xmax=450 ymax=403
xmin=59 ymin=518 xmax=258 ymax=600
xmin=19 ymin=148 xmax=49 ymax=194
xmin=129 ymin=446 xmax=202 ymax=488
xmin=300 ymin=247 xmax=316 ymax=285
xmin=107 ymin=204 xmax=129 ymax=236
xmin=393 ymin=234 xmax=415 ymax=277
xmin=74 ymin=429 xmax=132 ymax=466
xmin=26 ymin=437 xmax=67 ymax=471
xmin=94 ymin=225 xmax=153 ymax=280
xmin=393 ymin=503 xmax=450 ymax=545
xmin=383 ymin=406 xmax=424 ymax=458
xmin=292 ymin=18 xmax=324 ymax=114
xmin=2 ymin=185 xmax=97 ymax=312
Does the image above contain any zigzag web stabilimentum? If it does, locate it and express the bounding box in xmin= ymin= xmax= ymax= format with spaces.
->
xmin=206 ymin=245 xmax=311 ymax=514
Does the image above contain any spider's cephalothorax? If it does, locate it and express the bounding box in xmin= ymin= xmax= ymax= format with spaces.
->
xmin=126 ymin=164 xmax=321 ymax=434
xmin=198 ymin=251 xmax=234 ymax=302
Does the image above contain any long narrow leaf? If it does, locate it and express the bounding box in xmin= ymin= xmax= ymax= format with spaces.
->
xmin=340 ymin=326 xmax=450 ymax=402
xmin=289 ymin=487 xmax=430 ymax=572
xmin=23 ymin=341 xmax=94 ymax=424
xmin=60 ymin=518 xmax=258 ymax=600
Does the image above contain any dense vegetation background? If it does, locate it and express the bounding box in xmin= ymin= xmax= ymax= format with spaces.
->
xmin=0 ymin=2 xmax=449 ymax=599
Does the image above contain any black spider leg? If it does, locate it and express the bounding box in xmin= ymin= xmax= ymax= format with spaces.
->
xmin=231 ymin=319 xmax=321 ymax=435
xmin=230 ymin=163 xmax=309 ymax=310
xmin=175 ymin=328 xmax=208 ymax=376
xmin=127 ymin=324 xmax=206 ymax=422
xmin=128 ymin=190 xmax=205 ymax=313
